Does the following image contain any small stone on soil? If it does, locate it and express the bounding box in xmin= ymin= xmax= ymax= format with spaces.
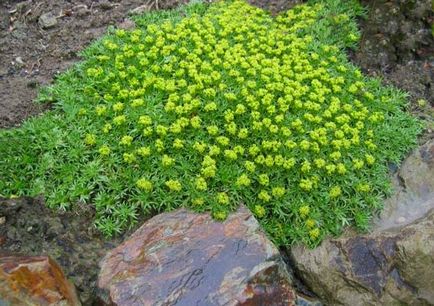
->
xmin=129 ymin=5 xmax=151 ymax=15
xmin=39 ymin=12 xmax=58 ymax=29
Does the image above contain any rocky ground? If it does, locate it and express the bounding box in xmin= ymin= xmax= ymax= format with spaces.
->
xmin=0 ymin=0 xmax=433 ymax=305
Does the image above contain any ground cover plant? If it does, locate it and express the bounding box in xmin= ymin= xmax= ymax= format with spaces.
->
xmin=0 ymin=0 xmax=421 ymax=247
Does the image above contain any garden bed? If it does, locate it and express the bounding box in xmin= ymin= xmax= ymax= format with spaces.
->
xmin=0 ymin=0 xmax=432 ymax=304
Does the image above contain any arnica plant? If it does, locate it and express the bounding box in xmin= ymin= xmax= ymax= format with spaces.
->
xmin=0 ymin=0 xmax=421 ymax=247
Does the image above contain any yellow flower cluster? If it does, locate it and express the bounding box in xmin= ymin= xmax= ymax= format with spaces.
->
xmin=78 ymin=0 xmax=400 ymax=245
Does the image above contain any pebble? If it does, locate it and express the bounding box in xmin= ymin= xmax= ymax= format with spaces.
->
xmin=14 ymin=56 xmax=25 ymax=68
xmin=39 ymin=12 xmax=58 ymax=29
xmin=0 ymin=216 xmax=5 ymax=225
xmin=129 ymin=5 xmax=151 ymax=15
xmin=118 ymin=19 xmax=135 ymax=30
xmin=396 ymin=216 xmax=406 ymax=224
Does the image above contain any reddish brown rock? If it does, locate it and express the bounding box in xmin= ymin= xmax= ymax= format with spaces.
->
xmin=98 ymin=205 xmax=295 ymax=306
xmin=0 ymin=255 xmax=81 ymax=306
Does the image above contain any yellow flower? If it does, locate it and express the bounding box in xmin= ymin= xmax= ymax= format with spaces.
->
xmin=336 ymin=163 xmax=347 ymax=174
xmin=299 ymin=205 xmax=310 ymax=218
xmin=123 ymin=153 xmax=136 ymax=163
xmin=258 ymin=174 xmax=269 ymax=186
xmin=309 ymin=228 xmax=320 ymax=240
xmin=113 ymin=102 xmax=124 ymax=112
xmin=137 ymin=146 xmax=151 ymax=157
xmin=365 ymin=154 xmax=375 ymax=165
xmin=162 ymin=154 xmax=175 ymax=167
xmin=238 ymin=128 xmax=249 ymax=139
xmin=356 ymin=183 xmax=371 ymax=192
xmin=224 ymin=149 xmax=237 ymax=160
xmin=353 ymin=159 xmax=364 ymax=170
xmin=245 ymin=161 xmax=256 ymax=173
xmin=217 ymin=192 xmax=229 ymax=205
xmin=305 ymin=219 xmax=316 ymax=229
xmin=173 ymin=138 xmax=184 ymax=149
xmin=136 ymin=178 xmax=153 ymax=192
xmin=299 ymin=179 xmax=313 ymax=191
xmin=155 ymin=139 xmax=164 ymax=152
xmin=95 ymin=105 xmax=107 ymax=116
xmin=213 ymin=210 xmax=227 ymax=220
xmin=98 ymin=145 xmax=110 ymax=156
xmin=204 ymin=102 xmax=217 ymax=112
xmin=301 ymin=161 xmax=311 ymax=173
xmin=113 ymin=115 xmax=126 ymax=125
xmin=329 ymin=186 xmax=342 ymax=198
xmin=272 ymin=187 xmax=285 ymax=198
xmin=165 ymin=180 xmax=182 ymax=192
xmin=236 ymin=174 xmax=251 ymax=187
xmin=190 ymin=116 xmax=202 ymax=128
xmin=84 ymin=134 xmax=96 ymax=146
xmin=254 ymin=205 xmax=266 ymax=218
xmin=216 ymin=136 xmax=230 ymax=146
xmin=283 ymin=158 xmax=296 ymax=170
xmin=258 ymin=190 xmax=271 ymax=202
xmin=207 ymin=125 xmax=219 ymax=135
xmin=192 ymin=197 xmax=205 ymax=206
xmin=102 ymin=123 xmax=112 ymax=133
xmin=120 ymin=135 xmax=133 ymax=146
xmin=78 ymin=108 xmax=87 ymax=116
xmin=195 ymin=177 xmax=208 ymax=191
xmin=138 ymin=115 xmax=152 ymax=126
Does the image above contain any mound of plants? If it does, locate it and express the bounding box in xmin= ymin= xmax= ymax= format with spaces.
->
xmin=0 ymin=0 xmax=420 ymax=247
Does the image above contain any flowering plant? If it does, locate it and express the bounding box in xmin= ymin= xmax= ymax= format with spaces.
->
xmin=0 ymin=0 xmax=420 ymax=247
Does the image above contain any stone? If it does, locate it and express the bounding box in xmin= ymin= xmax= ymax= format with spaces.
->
xmin=118 ymin=19 xmax=135 ymax=30
xmin=291 ymin=211 xmax=434 ymax=305
xmin=290 ymin=140 xmax=434 ymax=305
xmin=0 ymin=255 xmax=81 ymax=305
xmin=39 ymin=12 xmax=58 ymax=29
xmin=97 ymin=205 xmax=296 ymax=305
xmin=129 ymin=5 xmax=151 ymax=15
xmin=296 ymin=294 xmax=323 ymax=306
xmin=373 ymin=139 xmax=434 ymax=231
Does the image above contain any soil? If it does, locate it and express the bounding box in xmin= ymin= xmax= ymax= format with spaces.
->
xmin=350 ymin=0 xmax=434 ymax=142
xmin=0 ymin=0 xmax=433 ymax=305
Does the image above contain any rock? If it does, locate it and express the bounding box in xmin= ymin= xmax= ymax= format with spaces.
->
xmin=118 ymin=19 xmax=135 ymax=30
xmin=129 ymin=5 xmax=151 ymax=15
xmin=0 ymin=255 xmax=81 ymax=305
xmin=291 ymin=211 xmax=434 ymax=305
xmin=97 ymin=205 xmax=296 ymax=305
xmin=14 ymin=57 xmax=25 ymax=68
xmin=373 ymin=139 xmax=434 ymax=231
xmin=296 ymin=294 xmax=323 ymax=306
xmin=290 ymin=140 xmax=434 ymax=305
xmin=39 ymin=12 xmax=58 ymax=29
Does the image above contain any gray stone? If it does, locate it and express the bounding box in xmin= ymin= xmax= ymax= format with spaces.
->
xmin=129 ymin=5 xmax=151 ymax=15
xmin=373 ymin=139 xmax=434 ymax=231
xmin=39 ymin=12 xmax=58 ymax=29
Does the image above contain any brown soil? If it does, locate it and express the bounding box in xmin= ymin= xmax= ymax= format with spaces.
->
xmin=351 ymin=0 xmax=434 ymax=142
xmin=0 ymin=0 xmax=433 ymax=305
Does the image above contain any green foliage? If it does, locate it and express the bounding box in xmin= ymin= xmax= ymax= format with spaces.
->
xmin=0 ymin=0 xmax=421 ymax=246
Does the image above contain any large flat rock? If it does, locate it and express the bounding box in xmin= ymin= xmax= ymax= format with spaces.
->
xmin=97 ymin=205 xmax=295 ymax=306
